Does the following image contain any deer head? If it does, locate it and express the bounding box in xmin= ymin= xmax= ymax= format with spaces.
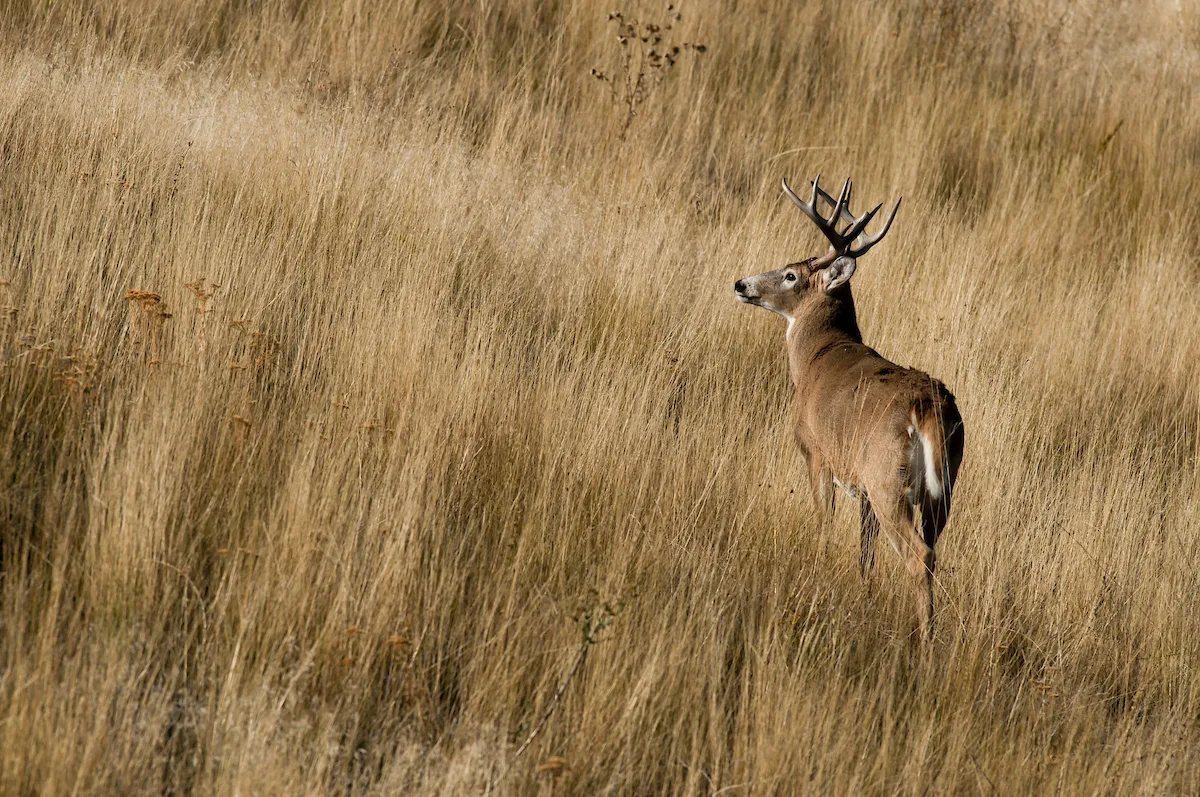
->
xmin=734 ymin=176 xmax=901 ymax=319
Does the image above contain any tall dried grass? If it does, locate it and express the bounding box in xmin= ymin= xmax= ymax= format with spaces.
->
xmin=1 ymin=0 xmax=1198 ymax=793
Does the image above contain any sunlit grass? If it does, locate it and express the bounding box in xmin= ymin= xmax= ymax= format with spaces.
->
xmin=1 ymin=0 xmax=1198 ymax=794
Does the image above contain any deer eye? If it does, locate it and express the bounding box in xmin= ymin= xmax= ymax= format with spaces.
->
xmin=784 ymin=273 xmax=797 ymax=283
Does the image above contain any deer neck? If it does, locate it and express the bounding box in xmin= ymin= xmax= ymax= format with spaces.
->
xmin=785 ymin=290 xmax=862 ymax=388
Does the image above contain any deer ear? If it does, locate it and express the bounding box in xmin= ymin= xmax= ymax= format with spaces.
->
xmin=821 ymin=257 xmax=856 ymax=293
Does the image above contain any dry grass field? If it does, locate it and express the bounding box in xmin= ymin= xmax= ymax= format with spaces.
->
xmin=1 ymin=0 xmax=1199 ymax=793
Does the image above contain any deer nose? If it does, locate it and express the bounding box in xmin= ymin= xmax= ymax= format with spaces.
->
xmin=734 ymin=279 xmax=746 ymax=294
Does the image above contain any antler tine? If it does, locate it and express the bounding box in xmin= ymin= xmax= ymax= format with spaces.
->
xmin=782 ymin=176 xmax=844 ymax=251
xmin=848 ymin=197 xmax=903 ymax=257
xmin=843 ymin=203 xmax=881 ymax=245
xmin=810 ymin=180 xmax=857 ymax=227
xmin=831 ymin=178 xmax=851 ymax=233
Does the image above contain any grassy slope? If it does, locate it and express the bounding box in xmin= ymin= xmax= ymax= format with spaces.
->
xmin=1 ymin=0 xmax=1199 ymax=793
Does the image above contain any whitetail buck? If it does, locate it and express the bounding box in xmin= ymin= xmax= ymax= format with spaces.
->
xmin=734 ymin=176 xmax=963 ymax=642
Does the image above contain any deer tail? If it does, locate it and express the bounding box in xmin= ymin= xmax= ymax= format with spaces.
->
xmin=908 ymin=395 xmax=959 ymax=505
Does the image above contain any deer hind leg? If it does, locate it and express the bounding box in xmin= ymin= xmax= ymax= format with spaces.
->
xmin=920 ymin=494 xmax=950 ymax=551
xmin=874 ymin=498 xmax=935 ymax=643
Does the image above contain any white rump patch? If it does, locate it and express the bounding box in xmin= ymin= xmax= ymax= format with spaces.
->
xmin=918 ymin=429 xmax=942 ymax=500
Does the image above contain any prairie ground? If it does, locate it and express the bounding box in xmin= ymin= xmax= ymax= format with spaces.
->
xmin=1 ymin=0 xmax=1199 ymax=794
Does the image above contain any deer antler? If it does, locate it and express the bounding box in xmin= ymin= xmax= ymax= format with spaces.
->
xmin=811 ymin=180 xmax=856 ymax=227
xmin=783 ymin=176 xmax=901 ymax=263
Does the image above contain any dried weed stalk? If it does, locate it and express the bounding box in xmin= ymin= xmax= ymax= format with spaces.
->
xmin=493 ymin=601 xmax=619 ymax=787
xmin=124 ymin=289 xmax=172 ymax=363
xmin=184 ymin=277 xmax=220 ymax=356
xmin=591 ymin=5 xmax=706 ymax=139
